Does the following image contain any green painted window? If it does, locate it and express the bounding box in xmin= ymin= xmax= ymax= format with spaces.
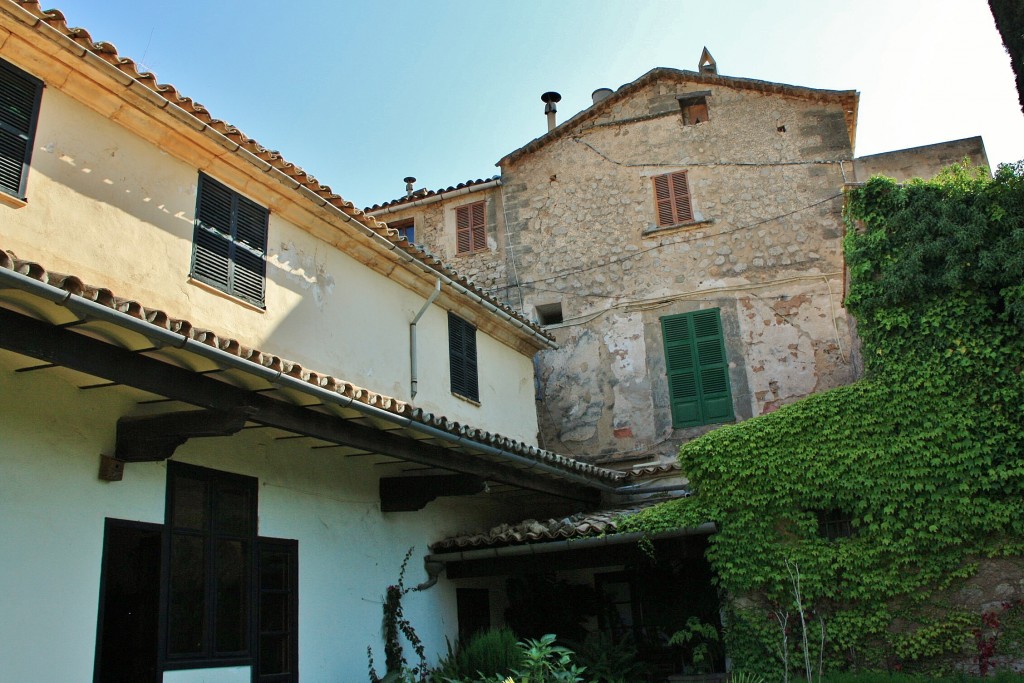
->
xmin=661 ymin=308 xmax=734 ymax=428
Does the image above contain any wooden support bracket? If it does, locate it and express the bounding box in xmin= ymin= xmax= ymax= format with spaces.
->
xmin=115 ymin=409 xmax=251 ymax=462
xmin=380 ymin=474 xmax=485 ymax=512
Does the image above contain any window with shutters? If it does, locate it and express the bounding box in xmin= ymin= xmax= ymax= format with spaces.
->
xmin=652 ymin=171 xmax=694 ymax=228
xmin=0 ymin=57 xmax=44 ymax=201
xmin=448 ymin=312 xmax=479 ymax=402
xmin=191 ymin=174 xmax=269 ymax=307
xmin=661 ymin=309 xmax=734 ymax=428
xmin=455 ymin=201 xmax=487 ymax=255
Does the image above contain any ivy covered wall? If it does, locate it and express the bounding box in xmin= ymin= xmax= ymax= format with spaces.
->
xmin=622 ymin=162 xmax=1024 ymax=674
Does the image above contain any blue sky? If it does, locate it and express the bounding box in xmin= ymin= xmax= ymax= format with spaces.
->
xmin=43 ymin=1 xmax=1024 ymax=208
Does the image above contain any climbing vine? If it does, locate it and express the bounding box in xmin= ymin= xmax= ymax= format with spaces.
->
xmin=621 ymin=161 xmax=1024 ymax=674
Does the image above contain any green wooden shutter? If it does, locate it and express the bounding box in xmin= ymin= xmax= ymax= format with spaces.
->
xmin=661 ymin=309 xmax=733 ymax=427
xmin=0 ymin=58 xmax=43 ymax=199
xmin=448 ymin=312 xmax=479 ymax=401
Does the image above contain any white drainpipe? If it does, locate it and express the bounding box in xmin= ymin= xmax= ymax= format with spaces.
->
xmin=410 ymin=279 xmax=442 ymax=399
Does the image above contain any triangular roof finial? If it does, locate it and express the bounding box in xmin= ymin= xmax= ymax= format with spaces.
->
xmin=698 ymin=47 xmax=717 ymax=75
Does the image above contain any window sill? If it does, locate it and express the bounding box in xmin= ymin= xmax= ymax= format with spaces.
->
xmin=451 ymin=391 xmax=481 ymax=407
xmin=455 ymin=249 xmax=489 ymax=257
xmin=187 ymin=277 xmax=266 ymax=313
xmin=0 ymin=192 xmax=28 ymax=209
xmin=642 ymin=217 xmax=714 ymax=237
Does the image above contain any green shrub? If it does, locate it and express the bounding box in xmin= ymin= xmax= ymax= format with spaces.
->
xmin=569 ymin=631 xmax=649 ymax=683
xmin=621 ymin=162 xmax=1024 ymax=675
xmin=431 ymin=627 xmax=521 ymax=683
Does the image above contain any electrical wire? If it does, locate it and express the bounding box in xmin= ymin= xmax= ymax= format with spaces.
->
xmin=486 ymin=191 xmax=844 ymax=294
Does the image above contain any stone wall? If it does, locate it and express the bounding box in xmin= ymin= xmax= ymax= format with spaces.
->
xmin=854 ymin=136 xmax=990 ymax=182
xmin=375 ymin=74 xmax=863 ymax=463
xmin=499 ymin=77 xmax=857 ymax=462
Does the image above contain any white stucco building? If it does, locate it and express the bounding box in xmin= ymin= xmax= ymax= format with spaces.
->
xmin=0 ymin=3 xmax=628 ymax=681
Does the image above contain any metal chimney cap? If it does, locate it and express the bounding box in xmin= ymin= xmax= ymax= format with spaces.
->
xmin=403 ymin=176 xmax=417 ymax=184
xmin=541 ymin=91 xmax=562 ymax=104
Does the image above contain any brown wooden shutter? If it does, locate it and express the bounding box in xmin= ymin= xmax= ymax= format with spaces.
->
xmin=470 ymin=201 xmax=486 ymax=251
xmin=456 ymin=201 xmax=486 ymax=254
xmin=652 ymin=171 xmax=693 ymax=227
xmin=456 ymin=205 xmax=472 ymax=254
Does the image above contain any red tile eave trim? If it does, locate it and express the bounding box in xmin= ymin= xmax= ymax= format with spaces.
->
xmin=0 ymin=246 xmax=616 ymax=483
xmin=9 ymin=2 xmax=550 ymax=342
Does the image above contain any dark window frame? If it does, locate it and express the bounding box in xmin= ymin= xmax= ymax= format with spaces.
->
xmin=455 ymin=200 xmax=487 ymax=254
xmin=677 ymin=91 xmax=711 ymax=126
xmin=255 ymin=537 xmax=299 ymax=683
xmin=161 ymin=462 xmax=258 ymax=671
xmin=0 ymin=57 xmax=44 ymax=200
xmin=661 ymin=308 xmax=734 ymax=428
xmin=448 ymin=312 xmax=479 ymax=402
xmin=815 ymin=509 xmax=854 ymax=540
xmin=652 ymin=171 xmax=694 ymax=228
xmin=191 ymin=174 xmax=269 ymax=308
xmin=388 ymin=217 xmax=415 ymax=244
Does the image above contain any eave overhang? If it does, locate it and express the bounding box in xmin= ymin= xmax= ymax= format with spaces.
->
xmin=0 ymin=249 xmax=621 ymax=503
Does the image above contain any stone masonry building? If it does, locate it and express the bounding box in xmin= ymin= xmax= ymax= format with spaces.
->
xmin=367 ymin=52 xmax=988 ymax=468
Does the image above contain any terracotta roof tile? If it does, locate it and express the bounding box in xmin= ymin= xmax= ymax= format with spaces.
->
xmin=365 ymin=176 xmax=500 ymax=213
xmin=12 ymin=2 xmax=550 ymax=343
xmin=0 ymin=246 xmax=620 ymax=484
xmin=430 ymin=499 xmax=686 ymax=552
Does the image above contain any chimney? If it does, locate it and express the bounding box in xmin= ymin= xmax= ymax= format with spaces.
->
xmin=592 ymin=88 xmax=613 ymax=105
xmin=404 ymin=176 xmax=416 ymax=198
xmin=698 ymin=47 xmax=717 ymax=75
xmin=541 ymin=91 xmax=561 ymax=132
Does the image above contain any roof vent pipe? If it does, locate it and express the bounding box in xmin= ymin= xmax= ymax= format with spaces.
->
xmin=404 ymin=176 xmax=417 ymax=198
xmin=592 ymin=88 xmax=613 ymax=105
xmin=541 ymin=91 xmax=561 ymax=132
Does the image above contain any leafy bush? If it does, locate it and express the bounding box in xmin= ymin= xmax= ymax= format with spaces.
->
xmin=431 ymin=628 xmax=521 ymax=683
xmin=569 ymin=631 xmax=649 ymax=683
xmin=621 ymin=162 xmax=1024 ymax=675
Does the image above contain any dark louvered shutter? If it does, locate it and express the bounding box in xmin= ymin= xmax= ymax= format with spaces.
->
xmin=448 ymin=312 xmax=479 ymax=401
xmin=455 ymin=201 xmax=486 ymax=254
xmin=192 ymin=175 xmax=268 ymax=307
xmin=652 ymin=171 xmax=693 ymax=227
xmin=0 ymin=59 xmax=43 ymax=199
xmin=661 ymin=309 xmax=733 ymax=428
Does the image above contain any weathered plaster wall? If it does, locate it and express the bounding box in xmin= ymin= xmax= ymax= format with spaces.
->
xmin=502 ymin=79 xmax=856 ymax=462
xmin=380 ymin=78 xmax=858 ymax=463
xmin=854 ymin=136 xmax=990 ymax=183
xmin=0 ymin=68 xmax=540 ymax=443
xmin=0 ymin=350 xmax=517 ymax=683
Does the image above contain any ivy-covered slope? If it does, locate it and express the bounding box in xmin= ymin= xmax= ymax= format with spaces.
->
xmin=622 ymin=162 xmax=1024 ymax=672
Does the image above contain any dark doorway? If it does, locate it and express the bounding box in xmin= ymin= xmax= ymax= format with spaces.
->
xmin=456 ymin=588 xmax=491 ymax=641
xmin=94 ymin=519 xmax=162 ymax=683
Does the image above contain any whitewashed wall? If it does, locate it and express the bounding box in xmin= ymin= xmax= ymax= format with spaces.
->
xmin=0 ymin=350 xmax=509 ymax=683
xmin=0 ymin=48 xmax=540 ymax=444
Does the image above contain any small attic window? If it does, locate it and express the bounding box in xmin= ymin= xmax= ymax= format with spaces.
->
xmin=677 ymin=91 xmax=711 ymax=126
xmin=535 ymin=302 xmax=563 ymax=326
xmin=388 ymin=217 xmax=414 ymax=244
